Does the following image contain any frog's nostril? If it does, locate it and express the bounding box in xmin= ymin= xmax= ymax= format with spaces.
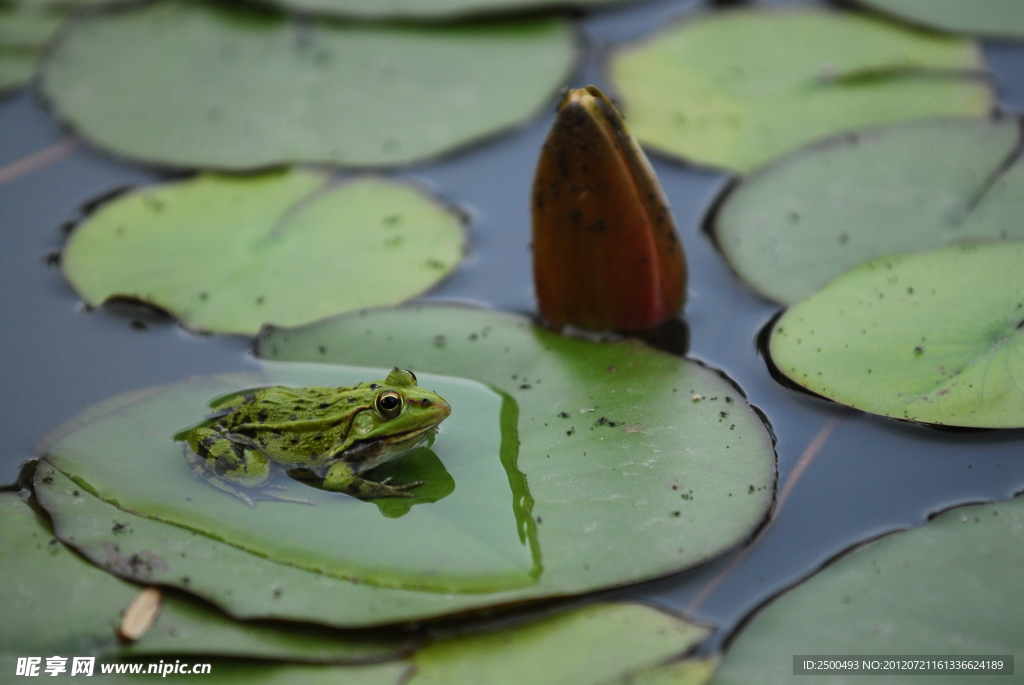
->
xmin=421 ymin=398 xmax=431 ymax=406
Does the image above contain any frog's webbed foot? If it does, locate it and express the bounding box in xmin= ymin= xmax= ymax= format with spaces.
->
xmin=362 ymin=478 xmax=423 ymax=499
xmin=322 ymin=463 xmax=424 ymax=499
xmin=378 ymin=477 xmax=425 ymax=495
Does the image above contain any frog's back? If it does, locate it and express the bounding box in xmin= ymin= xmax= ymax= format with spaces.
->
xmin=219 ymin=385 xmax=367 ymax=433
xmin=208 ymin=389 xmax=266 ymax=416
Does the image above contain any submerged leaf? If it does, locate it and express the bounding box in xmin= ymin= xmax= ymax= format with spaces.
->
xmin=39 ymin=0 xmax=577 ymax=168
xmin=610 ymin=7 xmax=993 ymax=172
xmin=769 ymin=241 xmax=1024 ymax=428
xmin=714 ymin=117 xmax=1024 ymax=304
xmin=853 ymin=0 xmax=1024 ymax=39
xmin=711 ymin=495 xmax=1024 ymax=684
xmin=532 ymin=86 xmax=687 ymax=333
xmin=61 ymin=172 xmax=466 ymax=335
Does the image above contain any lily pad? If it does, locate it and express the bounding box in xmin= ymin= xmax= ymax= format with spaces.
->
xmin=0 ymin=490 xmax=411 ymax=663
xmin=609 ymin=7 xmax=993 ymax=173
xmin=61 ymin=171 xmax=466 ymax=335
xmin=35 ymin=305 xmax=776 ymax=626
xmin=710 ymin=495 xmax=1024 ymax=685
xmin=713 ymin=117 xmax=1024 ymax=305
xmin=853 ymin=0 xmax=1024 ymax=39
xmin=769 ymin=241 xmax=1024 ymax=428
xmin=408 ymin=603 xmax=710 ymax=685
xmin=39 ymin=0 xmax=577 ymax=169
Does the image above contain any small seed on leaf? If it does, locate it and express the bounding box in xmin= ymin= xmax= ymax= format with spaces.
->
xmin=119 ymin=586 xmax=162 ymax=641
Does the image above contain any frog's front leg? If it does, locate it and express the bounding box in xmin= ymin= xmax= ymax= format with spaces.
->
xmin=184 ymin=427 xmax=272 ymax=506
xmin=322 ymin=461 xmax=423 ymax=499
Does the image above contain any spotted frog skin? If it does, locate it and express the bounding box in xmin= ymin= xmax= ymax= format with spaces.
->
xmin=180 ymin=368 xmax=451 ymax=505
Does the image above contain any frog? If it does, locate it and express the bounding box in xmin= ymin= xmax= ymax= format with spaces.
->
xmin=179 ymin=368 xmax=451 ymax=506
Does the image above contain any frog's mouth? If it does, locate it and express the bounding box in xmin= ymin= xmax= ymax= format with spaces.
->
xmin=346 ymin=424 xmax=438 ymax=474
xmin=374 ymin=424 xmax=437 ymax=452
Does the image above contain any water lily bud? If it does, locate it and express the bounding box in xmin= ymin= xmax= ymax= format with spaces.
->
xmin=532 ymin=85 xmax=687 ymax=333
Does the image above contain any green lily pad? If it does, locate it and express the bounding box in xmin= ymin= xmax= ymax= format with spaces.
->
xmin=710 ymin=495 xmax=1024 ymax=685
xmin=609 ymin=7 xmax=993 ymax=173
xmin=39 ymin=364 xmax=541 ymax=594
xmin=713 ymin=117 xmax=1024 ymax=305
xmin=61 ymin=172 xmax=466 ymax=335
xmin=854 ymin=0 xmax=1024 ymax=39
xmin=39 ymin=0 xmax=576 ymax=169
xmin=408 ymin=603 xmax=710 ymax=685
xmin=0 ymin=490 xmax=411 ymax=663
xmin=35 ymin=305 xmax=776 ymax=626
xmin=769 ymin=241 xmax=1024 ymax=428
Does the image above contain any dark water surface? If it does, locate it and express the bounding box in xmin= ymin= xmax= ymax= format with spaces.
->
xmin=2 ymin=0 xmax=1023 ymax=649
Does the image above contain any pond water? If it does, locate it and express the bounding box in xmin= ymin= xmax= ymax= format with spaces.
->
xmin=2 ymin=0 xmax=1023 ymax=650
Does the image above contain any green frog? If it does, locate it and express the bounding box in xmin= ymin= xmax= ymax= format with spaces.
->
xmin=180 ymin=368 xmax=451 ymax=506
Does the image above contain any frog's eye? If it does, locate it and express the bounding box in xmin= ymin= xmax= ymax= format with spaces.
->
xmin=376 ymin=391 xmax=403 ymax=418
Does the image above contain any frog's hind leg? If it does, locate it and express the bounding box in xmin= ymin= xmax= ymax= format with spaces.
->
xmin=183 ymin=428 xmax=274 ymax=506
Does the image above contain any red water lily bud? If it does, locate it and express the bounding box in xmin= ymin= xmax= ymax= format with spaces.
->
xmin=532 ymin=85 xmax=687 ymax=333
